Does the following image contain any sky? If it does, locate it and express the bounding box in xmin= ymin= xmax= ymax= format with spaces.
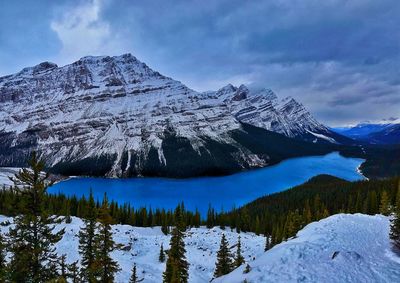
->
xmin=0 ymin=0 xmax=399 ymax=126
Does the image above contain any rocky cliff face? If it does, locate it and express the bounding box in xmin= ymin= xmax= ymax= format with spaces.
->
xmin=0 ymin=54 xmax=343 ymax=177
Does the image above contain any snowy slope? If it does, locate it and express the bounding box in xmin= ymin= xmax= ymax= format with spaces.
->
xmin=0 ymin=168 xmax=20 ymax=188
xmin=0 ymin=54 xmax=344 ymax=177
xmin=0 ymin=215 xmax=265 ymax=283
xmin=216 ymin=214 xmax=400 ymax=283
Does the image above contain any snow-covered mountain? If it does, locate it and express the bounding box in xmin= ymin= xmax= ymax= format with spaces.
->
xmin=333 ymin=119 xmax=400 ymax=144
xmin=216 ymin=214 xmax=400 ymax=283
xmin=0 ymin=54 xmax=345 ymax=177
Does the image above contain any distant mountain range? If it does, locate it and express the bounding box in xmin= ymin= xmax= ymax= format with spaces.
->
xmin=0 ymin=54 xmax=351 ymax=177
xmin=333 ymin=119 xmax=400 ymax=145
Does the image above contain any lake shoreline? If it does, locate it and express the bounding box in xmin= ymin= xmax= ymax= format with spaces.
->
xmin=48 ymin=152 xmax=365 ymax=216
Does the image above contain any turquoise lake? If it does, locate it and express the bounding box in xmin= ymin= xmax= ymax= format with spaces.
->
xmin=48 ymin=152 xmax=365 ymax=215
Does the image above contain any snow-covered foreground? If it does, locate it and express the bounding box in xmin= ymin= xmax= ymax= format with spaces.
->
xmin=1 ymin=214 xmax=399 ymax=282
xmin=216 ymin=214 xmax=400 ymax=283
xmin=0 ymin=215 xmax=264 ymax=283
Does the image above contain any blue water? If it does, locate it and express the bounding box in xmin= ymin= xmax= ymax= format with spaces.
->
xmin=49 ymin=152 xmax=364 ymax=215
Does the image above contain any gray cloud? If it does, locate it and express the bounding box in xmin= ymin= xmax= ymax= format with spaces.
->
xmin=0 ymin=0 xmax=399 ymax=126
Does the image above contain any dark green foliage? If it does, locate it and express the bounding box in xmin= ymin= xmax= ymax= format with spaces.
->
xmin=264 ymin=235 xmax=271 ymax=252
xmin=49 ymin=154 xmax=117 ymax=177
xmin=390 ymin=183 xmax=400 ymax=250
xmin=68 ymin=261 xmax=80 ymax=283
xmin=359 ymin=144 xmax=400 ymax=179
xmin=8 ymin=152 xmax=65 ymax=282
xmin=379 ymin=191 xmax=390 ymax=216
xmin=58 ymin=254 xmax=68 ymax=281
xmin=159 ymin=243 xmax=166 ymax=263
xmin=0 ymin=233 xmax=7 ymax=281
xmin=78 ymin=189 xmax=99 ymax=282
xmin=216 ymin=175 xmax=400 ymax=246
xmin=163 ymin=207 xmax=189 ymax=283
xmin=234 ymin=236 xmax=245 ymax=268
xmin=96 ymin=194 xmax=120 ymax=282
xmin=129 ymin=263 xmax=138 ymax=283
xmin=214 ymin=234 xmax=233 ymax=278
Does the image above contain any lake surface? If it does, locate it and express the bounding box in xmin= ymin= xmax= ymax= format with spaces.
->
xmin=49 ymin=152 xmax=365 ymax=216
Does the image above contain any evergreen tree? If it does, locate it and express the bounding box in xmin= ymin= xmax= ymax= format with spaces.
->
xmin=379 ymin=190 xmax=390 ymax=216
xmin=234 ymin=235 xmax=245 ymax=268
xmin=8 ymin=152 xmax=65 ymax=282
xmin=79 ymin=189 xmax=99 ymax=282
xmin=68 ymin=261 xmax=80 ymax=283
xmin=96 ymin=194 xmax=120 ymax=282
xmin=214 ymin=234 xmax=233 ymax=278
xmin=264 ymin=234 xmax=271 ymax=252
xmin=0 ymin=234 xmax=7 ymax=282
xmin=159 ymin=243 xmax=166 ymax=262
xmin=390 ymin=183 xmax=400 ymax=250
xmin=58 ymin=254 xmax=68 ymax=281
xmin=163 ymin=207 xmax=189 ymax=283
xmin=206 ymin=205 xmax=215 ymax=229
xmin=129 ymin=263 xmax=138 ymax=283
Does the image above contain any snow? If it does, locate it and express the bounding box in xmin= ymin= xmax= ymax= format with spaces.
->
xmin=0 ymin=215 xmax=265 ymax=283
xmin=306 ymin=129 xmax=338 ymax=144
xmin=0 ymin=54 xmax=335 ymax=176
xmin=216 ymin=214 xmax=400 ymax=283
xmin=0 ymin=213 xmax=397 ymax=282
xmin=0 ymin=167 xmax=21 ymax=188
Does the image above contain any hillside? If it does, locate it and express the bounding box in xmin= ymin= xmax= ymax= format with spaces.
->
xmin=0 ymin=214 xmax=397 ymax=282
xmin=216 ymin=214 xmax=400 ymax=283
xmin=0 ymin=215 xmax=264 ymax=283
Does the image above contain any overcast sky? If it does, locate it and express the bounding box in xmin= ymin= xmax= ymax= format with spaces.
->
xmin=0 ymin=0 xmax=399 ymax=126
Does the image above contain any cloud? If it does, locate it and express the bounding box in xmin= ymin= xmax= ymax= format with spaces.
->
xmin=0 ymin=0 xmax=399 ymax=125
xmin=50 ymin=0 xmax=126 ymax=65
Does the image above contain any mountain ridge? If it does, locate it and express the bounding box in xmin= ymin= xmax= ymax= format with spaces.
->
xmin=0 ymin=54 xmax=349 ymax=177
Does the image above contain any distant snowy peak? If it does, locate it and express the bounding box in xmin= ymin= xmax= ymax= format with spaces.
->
xmin=332 ymin=118 xmax=400 ymax=144
xmin=0 ymin=54 xmax=344 ymax=177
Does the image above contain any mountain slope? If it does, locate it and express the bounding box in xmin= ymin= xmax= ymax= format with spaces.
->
xmin=333 ymin=119 xmax=400 ymax=144
xmin=366 ymin=124 xmax=400 ymax=144
xmin=216 ymin=214 xmax=400 ymax=283
xmin=0 ymin=54 xmax=346 ymax=177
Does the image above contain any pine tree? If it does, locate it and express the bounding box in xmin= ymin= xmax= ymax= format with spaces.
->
xmin=163 ymin=206 xmax=189 ymax=283
xmin=234 ymin=235 xmax=245 ymax=268
xmin=68 ymin=261 xmax=80 ymax=283
xmin=129 ymin=263 xmax=138 ymax=283
xmin=264 ymin=234 xmax=271 ymax=252
xmin=79 ymin=189 xmax=99 ymax=282
xmin=8 ymin=152 xmax=65 ymax=282
xmin=379 ymin=190 xmax=390 ymax=216
xmin=390 ymin=182 xmax=400 ymax=250
xmin=96 ymin=194 xmax=120 ymax=282
xmin=58 ymin=254 xmax=68 ymax=281
xmin=214 ymin=234 xmax=233 ymax=278
xmin=0 ymin=234 xmax=7 ymax=282
xmin=159 ymin=243 xmax=166 ymax=262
